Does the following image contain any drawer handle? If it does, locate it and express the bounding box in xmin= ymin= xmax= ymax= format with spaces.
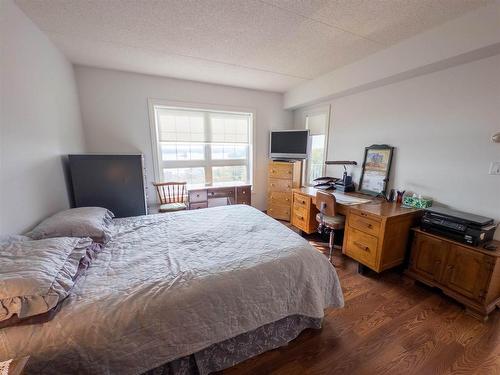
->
xmin=296 ymin=215 xmax=304 ymax=220
xmin=300 ymin=200 xmax=306 ymax=204
xmin=353 ymin=241 xmax=369 ymax=251
xmin=360 ymin=212 xmax=368 ymax=217
xmin=242 ymin=191 xmax=246 ymax=194
xmin=286 ymin=198 xmax=290 ymax=201
xmin=366 ymin=223 xmax=373 ymax=229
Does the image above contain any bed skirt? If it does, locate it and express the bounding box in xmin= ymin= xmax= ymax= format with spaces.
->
xmin=143 ymin=315 xmax=322 ymax=375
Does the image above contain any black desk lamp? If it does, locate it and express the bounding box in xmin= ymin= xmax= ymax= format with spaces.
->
xmin=325 ymin=160 xmax=357 ymax=192
xmin=325 ymin=161 xmax=357 ymax=183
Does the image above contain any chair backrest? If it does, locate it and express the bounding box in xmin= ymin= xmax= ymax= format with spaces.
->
xmin=153 ymin=182 xmax=187 ymax=204
xmin=315 ymin=191 xmax=337 ymax=217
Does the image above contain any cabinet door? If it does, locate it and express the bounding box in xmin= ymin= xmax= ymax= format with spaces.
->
xmin=443 ymin=245 xmax=491 ymax=302
xmin=410 ymin=234 xmax=448 ymax=282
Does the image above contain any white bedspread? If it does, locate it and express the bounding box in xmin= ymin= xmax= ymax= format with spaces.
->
xmin=0 ymin=205 xmax=343 ymax=374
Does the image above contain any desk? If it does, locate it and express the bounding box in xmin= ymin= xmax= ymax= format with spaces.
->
xmin=187 ymin=182 xmax=251 ymax=209
xmin=292 ymin=187 xmax=422 ymax=272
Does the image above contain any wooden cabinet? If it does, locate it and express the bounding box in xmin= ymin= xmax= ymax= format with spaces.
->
xmin=443 ymin=245 xmax=491 ymax=302
xmin=291 ymin=191 xmax=319 ymax=234
xmin=407 ymin=229 xmax=500 ymax=320
xmin=267 ymin=161 xmax=301 ymax=221
xmin=411 ymin=233 xmax=448 ymax=282
xmin=343 ymin=206 xmax=421 ymax=273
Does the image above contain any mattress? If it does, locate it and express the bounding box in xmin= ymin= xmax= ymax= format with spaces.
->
xmin=0 ymin=205 xmax=343 ymax=374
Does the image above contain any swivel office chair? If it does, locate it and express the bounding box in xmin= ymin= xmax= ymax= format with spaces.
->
xmin=315 ymin=191 xmax=346 ymax=262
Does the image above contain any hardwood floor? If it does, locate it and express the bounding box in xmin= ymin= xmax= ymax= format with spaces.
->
xmin=222 ymin=231 xmax=500 ymax=375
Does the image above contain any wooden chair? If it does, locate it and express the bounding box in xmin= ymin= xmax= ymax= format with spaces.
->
xmin=315 ymin=191 xmax=346 ymax=262
xmin=153 ymin=182 xmax=188 ymax=213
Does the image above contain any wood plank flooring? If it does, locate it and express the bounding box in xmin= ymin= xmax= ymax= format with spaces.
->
xmin=221 ymin=231 xmax=500 ymax=375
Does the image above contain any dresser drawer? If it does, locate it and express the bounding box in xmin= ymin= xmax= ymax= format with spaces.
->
xmin=268 ymin=163 xmax=293 ymax=180
xmin=293 ymin=193 xmax=310 ymax=209
xmin=345 ymin=228 xmax=379 ymax=268
xmin=268 ymin=178 xmax=292 ymax=192
xmin=292 ymin=205 xmax=308 ymax=220
xmin=268 ymin=191 xmax=292 ymax=206
xmin=268 ymin=205 xmax=291 ymax=221
xmin=292 ymin=210 xmax=308 ymax=231
xmin=349 ymin=213 xmax=381 ymax=236
xmin=190 ymin=202 xmax=208 ymax=210
xmin=236 ymin=186 xmax=251 ymax=205
xmin=189 ymin=190 xmax=208 ymax=203
xmin=207 ymin=187 xmax=235 ymax=199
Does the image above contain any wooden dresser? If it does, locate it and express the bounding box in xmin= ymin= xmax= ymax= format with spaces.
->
xmin=291 ymin=187 xmax=422 ymax=272
xmin=406 ymin=228 xmax=500 ymax=320
xmin=267 ymin=161 xmax=302 ymax=221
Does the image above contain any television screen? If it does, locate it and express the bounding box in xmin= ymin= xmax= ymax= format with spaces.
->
xmin=270 ymin=130 xmax=309 ymax=159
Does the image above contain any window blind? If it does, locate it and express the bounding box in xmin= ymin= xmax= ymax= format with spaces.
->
xmin=157 ymin=108 xmax=250 ymax=144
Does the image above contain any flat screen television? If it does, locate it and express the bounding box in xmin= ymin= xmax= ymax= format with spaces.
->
xmin=269 ymin=130 xmax=309 ymax=159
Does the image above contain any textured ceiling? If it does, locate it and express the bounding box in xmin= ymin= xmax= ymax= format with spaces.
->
xmin=16 ymin=0 xmax=493 ymax=92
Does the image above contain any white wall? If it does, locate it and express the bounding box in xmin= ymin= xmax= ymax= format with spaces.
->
xmin=294 ymin=54 xmax=500 ymax=240
xmin=75 ymin=66 xmax=292 ymax=211
xmin=0 ymin=0 xmax=85 ymax=235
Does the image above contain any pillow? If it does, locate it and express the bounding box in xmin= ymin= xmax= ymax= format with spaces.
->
xmin=0 ymin=241 xmax=102 ymax=329
xmin=0 ymin=237 xmax=93 ymax=326
xmin=26 ymin=207 xmax=114 ymax=243
xmin=0 ymin=235 xmax=30 ymax=247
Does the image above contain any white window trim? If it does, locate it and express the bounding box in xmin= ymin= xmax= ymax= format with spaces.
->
xmin=303 ymin=105 xmax=331 ymax=186
xmin=147 ymin=98 xmax=256 ymax=189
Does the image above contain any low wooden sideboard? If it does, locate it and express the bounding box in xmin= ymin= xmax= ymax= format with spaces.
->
xmin=406 ymin=228 xmax=500 ymax=320
xmin=292 ymin=187 xmax=422 ymax=273
xmin=188 ymin=183 xmax=251 ymax=209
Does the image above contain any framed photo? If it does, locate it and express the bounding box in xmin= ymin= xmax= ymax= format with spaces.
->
xmin=358 ymin=145 xmax=394 ymax=196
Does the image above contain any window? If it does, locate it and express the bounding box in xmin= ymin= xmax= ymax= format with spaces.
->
xmin=150 ymin=104 xmax=253 ymax=186
xmin=304 ymin=109 xmax=329 ymax=186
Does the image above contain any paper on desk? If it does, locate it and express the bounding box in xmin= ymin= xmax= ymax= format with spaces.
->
xmin=0 ymin=359 xmax=12 ymax=375
xmin=333 ymin=193 xmax=371 ymax=205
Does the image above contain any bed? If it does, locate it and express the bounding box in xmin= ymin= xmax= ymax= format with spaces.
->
xmin=0 ymin=205 xmax=344 ymax=374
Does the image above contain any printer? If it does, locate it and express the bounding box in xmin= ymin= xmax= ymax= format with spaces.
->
xmin=421 ymin=206 xmax=497 ymax=246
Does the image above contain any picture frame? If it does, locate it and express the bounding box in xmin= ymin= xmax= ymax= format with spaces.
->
xmin=358 ymin=144 xmax=394 ymax=196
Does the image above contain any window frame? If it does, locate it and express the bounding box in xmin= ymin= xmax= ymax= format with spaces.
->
xmin=303 ymin=105 xmax=331 ymax=186
xmin=148 ymin=99 xmax=255 ymax=188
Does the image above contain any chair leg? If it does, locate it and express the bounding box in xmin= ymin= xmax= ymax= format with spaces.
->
xmin=329 ymin=230 xmax=335 ymax=262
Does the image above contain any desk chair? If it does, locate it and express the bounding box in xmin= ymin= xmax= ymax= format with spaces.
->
xmin=153 ymin=182 xmax=188 ymax=212
xmin=316 ymin=191 xmax=346 ymax=262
